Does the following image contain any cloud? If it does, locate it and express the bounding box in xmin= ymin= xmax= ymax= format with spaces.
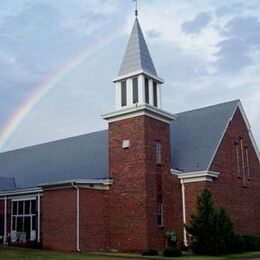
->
xmin=215 ymin=15 xmax=260 ymax=72
xmin=182 ymin=12 xmax=212 ymax=34
xmin=146 ymin=30 xmax=162 ymax=39
xmin=215 ymin=3 xmax=245 ymax=17
xmin=0 ymin=0 xmax=260 ymax=151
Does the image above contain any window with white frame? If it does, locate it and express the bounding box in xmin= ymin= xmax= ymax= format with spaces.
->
xmin=157 ymin=203 xmax=164 ymax=226
xmin=153 ymin=81 xmax=158 ymax=107
xmin=121 ymin=80 xmax=127 ymax=107
xmin=11 ymin=199 xmax=37 ymax=242
xmin=145 ymin=77 xmax=149 ymax=104
xmin=155 ymin=140 xmax=161 ymax=165
xmin=132 ymin=77 xmax=138 ymax=104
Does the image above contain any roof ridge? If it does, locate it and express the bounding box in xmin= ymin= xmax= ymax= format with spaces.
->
xmin=174 ymin=99 xmax=240 ymax=116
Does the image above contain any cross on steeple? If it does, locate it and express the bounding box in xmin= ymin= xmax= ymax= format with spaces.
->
xmin=133 ymin=0 xmax=138 ymax=17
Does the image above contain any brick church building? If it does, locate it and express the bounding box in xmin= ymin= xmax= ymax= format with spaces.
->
xmin=0 ymin=17 xmax=259 ymax=252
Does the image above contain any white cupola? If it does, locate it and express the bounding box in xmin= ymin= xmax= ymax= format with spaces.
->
xmin=113 ymin=18 xmax=164 ymax=111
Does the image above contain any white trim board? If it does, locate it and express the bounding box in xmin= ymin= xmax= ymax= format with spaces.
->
xmin=102 ymin=104 xmax=175 ymax=124
xmin=113 ymin=69 xmax=164 ymax=84
xmin=171 ymin=170 xmax=219 ymax=184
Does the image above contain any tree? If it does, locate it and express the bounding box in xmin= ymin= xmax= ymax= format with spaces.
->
xmin=186 ymin=188 xmax=235 ymax=255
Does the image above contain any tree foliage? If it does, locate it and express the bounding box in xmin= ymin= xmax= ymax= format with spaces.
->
xmin=186 ymin=188 xmax=235 ymax=255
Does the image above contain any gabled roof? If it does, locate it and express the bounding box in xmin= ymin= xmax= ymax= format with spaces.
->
xmin=118 ymin=18 xmax=158 ymax=77
xmin=0 ymin=130 xmax=108 ymax=191
xmin=0 ymin=100 xmax=258 ymax=192
xmin=0 ymin=176 xmax=16 ymax=191
xmin=170 ymin=100 xmax=239 ymax=172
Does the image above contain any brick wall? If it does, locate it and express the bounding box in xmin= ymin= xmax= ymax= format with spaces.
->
xmin=79 ymin=188 xmax=108 ymax=252
xmin=108 ymin=115 xmax=176 ymax=252
xmin=42 ymin=188 xmax=77 ymax=251
xmin=185 ymin=108 xmax=260 ymax=236
xmin=42 ymin=187 xmax=108 ymax=252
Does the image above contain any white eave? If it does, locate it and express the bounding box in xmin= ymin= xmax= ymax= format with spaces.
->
xmin=102 ymin=104 xmax=175 ymax=124
xmin=0 ymin=187 xmax=43 ymax=197
xmin=113 ymin=69 xmax=164 ymax=84
xmin=171 ymin=169 xmax=219 ymax=183
xmin=39 ymin=178 xmax=113 ymax=190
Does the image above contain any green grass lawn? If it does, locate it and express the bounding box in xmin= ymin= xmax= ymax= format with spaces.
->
xmin=0 ymin=246 xmax=260 ymax=260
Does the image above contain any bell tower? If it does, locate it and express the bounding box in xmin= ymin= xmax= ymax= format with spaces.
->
xmin=114 ymin=18 xmax=164 ymax=110
xmin=103 ymin=17 xmax=175 ymax=252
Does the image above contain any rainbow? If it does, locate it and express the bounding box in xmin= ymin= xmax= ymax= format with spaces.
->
xmin=0 ymin=28 xmax=120 ymax=152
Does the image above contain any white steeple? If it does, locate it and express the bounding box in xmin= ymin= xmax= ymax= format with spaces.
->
xmin=113 ymin=18 xmax=164 ymax=110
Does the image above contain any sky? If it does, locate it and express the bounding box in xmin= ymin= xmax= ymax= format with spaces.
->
xmin=0 ymin=0 xmax=259 ymax=152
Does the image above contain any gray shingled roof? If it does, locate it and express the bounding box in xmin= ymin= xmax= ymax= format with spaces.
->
xmin=118 ymin=18 xmax=158 ymax=77
xmin=0 ymin=176 xmax=16 ymax=191
xmin=0 ymin=100 xmax=240 ymax=191
xmin=171 ymin=100 xmax=239 ymax=172
xmin=0 ymin=130 xmax=108 ymax=191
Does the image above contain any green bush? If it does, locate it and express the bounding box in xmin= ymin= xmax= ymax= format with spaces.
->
xmin=163 ymin=248 xmax=182 ymax=257
xmin=241 ymin=235 xmax=260 ymax=252
xmin=142 ymin=249 xmax=158 ymax=256
xmin=229 ymin=234 xmax=245 ymax=253
xmin=186 ymin=188 xmax=235 ymax=255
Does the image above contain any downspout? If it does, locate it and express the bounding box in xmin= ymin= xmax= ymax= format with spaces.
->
xmin=3 ymin=196 xmax=7 ymax=245
xmin=180 ymin=179 xmax=188 ymax=246
xmin=71 ymin=183 xmax=80 ymax=252
xmin=37 ymin=193 xmax=41 ymax=243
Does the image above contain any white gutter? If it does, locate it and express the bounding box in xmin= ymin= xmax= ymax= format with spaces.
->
xmin=3 ymin=196 xmax=7 ymax=245
xmin=40 ymin=178 xmax=113 ymax=187
xmin=71 ymin=183 xmax=80 ymax=252
xmin=0 ymin=187 xmax=42 ymax=197
xmin=180 ymin=180 xmax=188 ymax=247
xmin=37 ymin=193 xmax=41 ymax=243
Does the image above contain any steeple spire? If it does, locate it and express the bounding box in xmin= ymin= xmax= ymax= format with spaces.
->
xmin=111 ymin=15 xmax=164 ymax=112
xmin=117 ymin=18 xmax=159 ymax=79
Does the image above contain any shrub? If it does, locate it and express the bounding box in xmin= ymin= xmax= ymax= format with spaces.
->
xmin=142 ymin=249 xmax=158 ymax=256
xmin=166 ymin=230 xmax=178 ymax=248
xmin=241 ymin=235 xmax=260 ymax=252
xmin=186 ymin=188 xmax=235 ymax=255
xmin=163 ymin=248 xmax=182 ymax=257
xmin=229 ymin=234 xmax=245 ymax=253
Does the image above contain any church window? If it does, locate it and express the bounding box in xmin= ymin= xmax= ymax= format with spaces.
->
xmin=240 ymin=138 xmax=246 ymax=187
xmin=132 ymin=78 xmax=138 ymax=104
xmin=145 ymin=77 xmax=149 ymax=104
xmin=153 ymin=81 xmax=158 ymax=107
xmin=235 ymin=142 xmax=241 ymax=178
xmin=155 ymin=140 xmax=161 ymax=165
xmin=121 ymin=81 xmax=127 ymax=107
xmin=157 ymin=203 xmax=164 ymax=226
xmin=245 ymin=147 xmax=251 ymax=180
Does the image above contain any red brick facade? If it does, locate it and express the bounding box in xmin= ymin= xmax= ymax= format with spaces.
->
xmin=184 ymin=108 xmax=260 ymax=236
xmin=42 ymin=188 xmax=77 ymax=251
xmin=42 ymin=187 xmax=108 ymax=252
xmin=107 ymin=115 xmax=176 ymax=252
xmin=0 ymin=108 xmax=259 ymax=252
